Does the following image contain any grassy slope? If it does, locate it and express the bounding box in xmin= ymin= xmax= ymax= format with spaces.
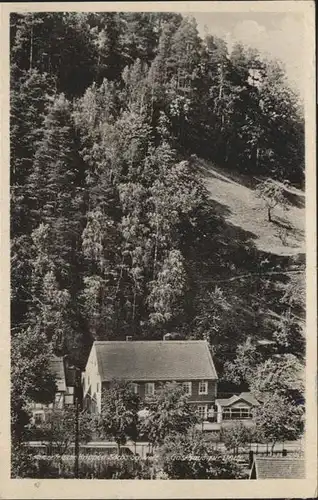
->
xmin=184 ymin=159 xmax=306 ymax=355
xmin=198 ymin=159 xmax=305 ymax=257
xmin=196 ymin=160 xmax=306 ymax=396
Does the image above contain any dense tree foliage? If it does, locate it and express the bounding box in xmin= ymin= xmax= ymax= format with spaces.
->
xmin=220 ymin=422 xmax=254 ymax=455
xmin=254 ymin=392 xmax=304 ymax=452
xmin=97 ymin=380 xmax=140 ymax=452
xmin=11 ymin=328 xmax=57 ymax=443
xmin=10 ymin=12 xmax=305 ymax=445
xmin=34 ymin=406 xmax=94 ymax=459
xmin=140 ymin=382 xmax=198 ymax=446
xmin=157 ymin=430 xmax=245 ymax=479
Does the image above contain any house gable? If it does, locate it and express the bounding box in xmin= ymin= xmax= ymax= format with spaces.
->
xmin=82 ymin=344 xmax=102 ymax=412
xmin=216 ymin=392 xmax=260 ymax=409
xmin=226 ymin=398 xmax=254 ymax=409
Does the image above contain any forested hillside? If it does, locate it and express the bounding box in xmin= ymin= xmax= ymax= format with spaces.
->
xmin=11 ymin=12 xmax=305 ymax=438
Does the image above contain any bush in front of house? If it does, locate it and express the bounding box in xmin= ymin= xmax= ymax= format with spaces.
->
xmin=157 ymin=452 xmax=247 ymax=479
xmin=156 ymin=431 xmax=247 ymax=479
xmin=34 ymin=454 xmax=154 ymax=479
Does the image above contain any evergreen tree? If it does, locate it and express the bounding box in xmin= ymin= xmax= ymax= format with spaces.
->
xmin=10 ymin=14 xmax=305 ymax=448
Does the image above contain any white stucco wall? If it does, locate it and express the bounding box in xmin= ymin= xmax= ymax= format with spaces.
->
xmin=82 ymin=344 xmax=102 ymax=412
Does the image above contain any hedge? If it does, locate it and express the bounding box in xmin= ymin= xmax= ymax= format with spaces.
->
xmin=34 ymin=454 xmax=154 ymax=479
xmin=158 ymin=453 xmax=248 ymax=479
xmin=24 ymin=453 xmax=247 ymax=479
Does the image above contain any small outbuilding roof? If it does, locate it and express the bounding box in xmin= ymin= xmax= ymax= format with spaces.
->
xmin=93 ymin=340 xmax=218 ymax=382
xmin=250 ymin=456 xmax=305 ymax=479
xmin=215 ymin=392 xmax=260 ymax=407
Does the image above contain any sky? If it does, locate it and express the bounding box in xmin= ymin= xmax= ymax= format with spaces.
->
xmin=190 ymin=12 xmax=305 ymax=94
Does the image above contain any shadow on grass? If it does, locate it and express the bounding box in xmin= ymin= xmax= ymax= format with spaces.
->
xmin=283 ymin=188 xmax=305 ymax=209
xmin=273 ymin=216 xmax=305 ymax=240
xmin=178 ymin=196 xmax=305 ymax=365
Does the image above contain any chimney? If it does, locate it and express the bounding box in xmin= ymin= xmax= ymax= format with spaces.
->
xmin=126 ymin=336 xmax=133 ymax=341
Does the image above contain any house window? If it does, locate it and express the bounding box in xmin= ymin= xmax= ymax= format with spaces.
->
xmin=145 ymin=383 xmax=155 ymax=396
xmin=198 ymin=381 xmax=208 ymax=395
xmin=231 ymin=409 xmax=242 ymax=420
xmin=241 ymin=408 xmax=252 ymax=419
xmin=34 ymin=413 xmax=44 ymax=425
xmin=222 ymin=408 xmax=231 ymax=420
xmin=65 ymin=395 xmax=73 ymax=405
xmin=222 ymin=407 xmax=252 ymax=420
xmin=96 ymin=382 xmax=100 ymax=393
xmin=197 ymin=405 xmax=207 ymax=420
xmin=132 ymin=383 xmax=139 ymax=394
xmin=183 ymin=382 xmax=192 ymax=395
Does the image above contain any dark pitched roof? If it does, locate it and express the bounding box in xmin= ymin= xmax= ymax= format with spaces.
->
xmin=48 ymin=356 xmax=66 ymax=392
xmin=216 ymin=392 xmax=260 ymax=407
xmin=94 ymin=340 xmax=218 ymax=382
xmin=250 ymin=457 xmax=305 ymax=479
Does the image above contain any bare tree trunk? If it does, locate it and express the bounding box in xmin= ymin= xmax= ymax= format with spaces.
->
xmin=115 ymin=255 xmax=125 ymax=297
xmin=29 ymin=24 xmax=34 ymax=70
xmin=267 ymin=206 xmax=272 ymax=222
xmin=271 ymin=441 xmax=276 ymax=455
xmin=218 ymin=64 xmax=223 ymax=100
xmin=256 ymin=147 xmax=260 ymax=169
xmin=153 ymin=209 xmax=159 ymax=280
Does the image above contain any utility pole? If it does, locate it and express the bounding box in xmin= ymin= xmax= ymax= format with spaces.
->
xmin=74 ymin=365 xmax=81 ymax=479
xmin=74 ymin=396 xmax=79 ymax=478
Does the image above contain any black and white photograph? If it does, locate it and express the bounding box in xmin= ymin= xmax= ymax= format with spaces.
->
xmin=1 ymin=1 xmax=316 ymax=497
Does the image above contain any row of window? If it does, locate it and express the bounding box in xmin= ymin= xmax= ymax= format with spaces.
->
xmin=196 ymin=406 xmax=253 ymax=420
xmin=83 ymin=376 xmax=208 ymax=396
xmin=85 ymin=380 xmax=209 ymax=396
xmin=130 ymin=380 xmax=209 ymax=396
xmin=222 ymin=408 xmax=253 ymax=420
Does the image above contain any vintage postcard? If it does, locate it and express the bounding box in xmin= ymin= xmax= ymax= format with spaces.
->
xmin=0 ymin=1 xmax=316 ymax=498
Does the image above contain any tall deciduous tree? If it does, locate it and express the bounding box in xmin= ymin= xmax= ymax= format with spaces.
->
xmin=97 ymin=380 xmax=140 ymax=453
xmin=220 ymin=422 xmax=253 ymax=456
xmin=249 ymin=353 xmax=304 ymax=404
xmin=11 ymin=327 xmax=56 ymax=443
xmin=140 ymin=382 xmax=198 ymax=446
xmin=254 ymin=392 xmax=304 ymax=452
xmin=39 ymin=406 xmax=93 ymax=460
xmin=157 ymin=430 xmax=244 ymax=479
xmin=255 ymin=179 xmax=290 ymax=222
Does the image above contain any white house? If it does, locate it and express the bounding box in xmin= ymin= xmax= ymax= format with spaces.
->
xmin=82 ymin=339 xmax=218 ymax=417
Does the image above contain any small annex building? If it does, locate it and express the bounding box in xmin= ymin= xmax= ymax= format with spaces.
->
xmin=215 ymin=392 xmax=260 ymax=427
xmin=82 ymin=339 xmax=218 ymax=419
